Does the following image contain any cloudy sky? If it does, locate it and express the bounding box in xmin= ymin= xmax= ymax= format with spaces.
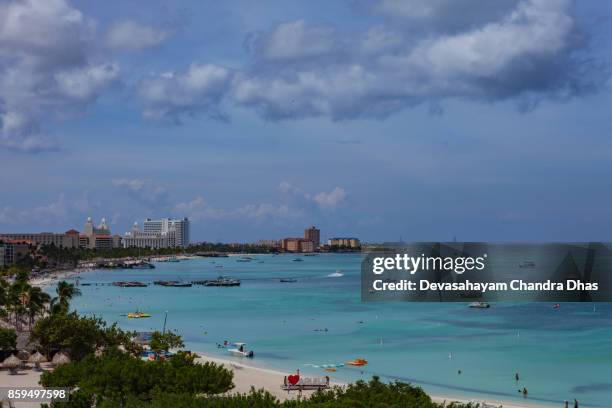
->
xmin=1 ymin=0 xmax=612 ymax=242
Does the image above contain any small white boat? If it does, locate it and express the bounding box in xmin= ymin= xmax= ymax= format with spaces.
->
xmin=468 ymin=301 xmax=490 ymax=309
xmin=228 ymin=342 xmax=254 ymax=358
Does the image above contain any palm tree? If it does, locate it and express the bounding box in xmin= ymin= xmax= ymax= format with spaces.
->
xmin=26 ymin=287 xmax=51 ymax=329
xmin=51 ymin=281 xmax=81 ymax=314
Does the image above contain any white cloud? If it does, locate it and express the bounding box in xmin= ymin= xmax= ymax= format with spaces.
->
xmin=138 ymin=64 xmax=232 ymax=121
xmin=172 ymin=196 xmax=298 ymax=221
xmin=0 ymin=0 xmax=119 ymax=152
xmin=112 ymin=178 xmax=168 ymax=208
xmin=313 ymin=187 xmax=347 ymax=209
xmin=106 ymin=21 xmax=168 ymax=51
xmin=137 ymin=0 xmax=600 ymax=123
xmin=250 ymin=19 xmax=338 ymax=60
xmin=0 ymin=194 xmax=68 ymax=226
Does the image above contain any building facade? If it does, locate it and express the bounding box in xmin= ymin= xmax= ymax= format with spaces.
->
xmin=304 ymin=226 xmax=320 ymax=247
xmin=281 ymin=238 xmax=314 ymax=253
xmin=80 ymin=217 xmax=122 ymax=250
xmin=0 ymin=239 xmax=30 ymax=267
xmin=0 ymin=232 xmax=80 ymax=248
xmin=124 ymin=218 xmax=190 ymax=249
xmin=328 ymin=237 xmax=361 ymax=248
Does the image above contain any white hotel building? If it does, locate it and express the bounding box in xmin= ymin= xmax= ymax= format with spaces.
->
xmin=123 ymin=217 xmax=190 ymax=249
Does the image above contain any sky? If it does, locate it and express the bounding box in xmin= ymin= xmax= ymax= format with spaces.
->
xmin=1 ymin=0 xmax=612 ymax=243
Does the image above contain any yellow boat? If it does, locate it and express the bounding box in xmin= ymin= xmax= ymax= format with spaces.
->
xmin=127 ymin=311 xmax=151 ymax=318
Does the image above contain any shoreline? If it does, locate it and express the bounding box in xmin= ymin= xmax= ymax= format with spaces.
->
xmin=194 ymin=352 xmax=556 ymax=408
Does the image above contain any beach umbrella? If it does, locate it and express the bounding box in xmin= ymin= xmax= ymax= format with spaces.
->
xmin=3 ymin=354 xmax=22 ymax=374
xmin=17 ymin=349 xmax=30 ymax=361
xmin=28 ymin=351 xmax=48 ymax=371
xmin=52 ymin=352 xmax=71 ymax=366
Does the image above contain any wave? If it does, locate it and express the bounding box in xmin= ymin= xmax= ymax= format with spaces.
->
xmin=326 ymin=272 xmax=344 ymax=278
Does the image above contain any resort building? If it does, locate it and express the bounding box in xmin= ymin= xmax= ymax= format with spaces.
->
xmin=80 ymin=217 xmax=122 ymax=250
xmin=281 ymin=238 xmax=315 ymax=253
xmin=123 ymin=217 xmax=190 ymax=249
xmin=304 ymin=226 xmax=320 ymax=247
xmin=328 ymin=237 xmax=361 ymax=248
xmin=143 ymin=217 xmax=190 ymax=248
xmin=0 ymin=231 xmax=80 ymax=248
xmin=0 ymin=239 xmax=30 ymax=267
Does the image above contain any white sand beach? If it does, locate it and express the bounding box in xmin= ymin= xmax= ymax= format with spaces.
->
xmin=0 ymin=356 xmax=559 ymax=408
xmin=194 ymin=353 xmax=557 ymax=408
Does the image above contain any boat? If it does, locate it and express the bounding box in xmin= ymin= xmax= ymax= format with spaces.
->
xmin=167 ymin=257 xmax=180 ymax=263
xmin=228 ymin=342 xmax=254 ymax=358
xmin=127 ymin=311 xmax=151 ymax=318
xmin=113 ymin=281 xmax=147 ymax=287
xmin=280 ymin=278 xmax=297 ymax=283
xmin=346 ymin=358 xmax=368 ymax=366
xmin=153 ymin=280 xmax=192 ymax=287
xmin=130 ymin=262 xmax=155 ymax=269
xmin=292 ymin=258 xmax=304 ymax=262
xmin=468 ymin=301 xmax=490 ymax=309
xmin=236 ymin=259 xmax=251 ymax=262
xmin=195 ymin=276 xmax=241 ymax=287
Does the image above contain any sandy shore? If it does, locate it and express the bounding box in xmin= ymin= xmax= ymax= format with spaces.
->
xmin=0 ymin=356 xmax=558 ymax=408
xmin=194 ymin=353 xmax=557 ymax=408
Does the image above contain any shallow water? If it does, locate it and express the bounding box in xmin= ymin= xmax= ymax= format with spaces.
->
xmin=56 ymin=254 xmax=612 ymax=407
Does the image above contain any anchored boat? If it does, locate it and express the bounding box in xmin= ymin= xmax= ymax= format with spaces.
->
xmin=228 ymin=342 xmax=254 ymax=358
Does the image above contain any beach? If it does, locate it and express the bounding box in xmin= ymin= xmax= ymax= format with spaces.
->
xmin=194 ymin=353 xmax=556 ymax=408
xmin=1 ymin=355 xmax=556 ymax=408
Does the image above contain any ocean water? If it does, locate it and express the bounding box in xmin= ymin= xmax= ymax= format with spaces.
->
xmin=53 ymin=254 xmax=612 ymax=407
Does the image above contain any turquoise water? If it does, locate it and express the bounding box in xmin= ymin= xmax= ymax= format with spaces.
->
xmin=55 ymin=254 xmax=612 ymax=407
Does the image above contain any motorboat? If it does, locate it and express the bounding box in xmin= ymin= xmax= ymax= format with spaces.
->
xmin=128 ymin=311 xmax=151 ymax=318
xmin=346 ymin=358 xmax=368 ymax=366
xmin=228 ymin=342 xmax=254 ymax=358
xmin=280 ymin=278 xmax=297 ymax=283
xmin=468 ymin=301 xmax=490 ymax=309
xmin=292 ymin=258 xmax=304 ymax=262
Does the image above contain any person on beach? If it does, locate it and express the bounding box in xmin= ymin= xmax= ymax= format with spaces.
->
xmin=565 ymin=401 xmax=568 ymax=408
xmin=522 ymin=387 xmax=528 ymax=396
xmin=574 ymin=399 xmax=579 ymax=408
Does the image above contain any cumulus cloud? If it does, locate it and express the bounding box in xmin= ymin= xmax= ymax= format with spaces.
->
xmin=247 ymin=19 xmax=338 ymax=60
xmin=137 ymin=0 xmax=604 ymax=123
xmin=278 ymin=182 xmax=347 ymax=210
xmin=171 ymin=196 xmax=297 ymax=221
xmin=106 ymin=20 xmax=168 ymax=51
xmin=313 ymin=187 xmax=347 ymax=209
xmin=112 ymin=178 xmax=169 ymax=208
xmin=138 ymin=64 xmax=232 ymax=122
xmin=0 ymin=194 xmax=68 ymax=226
xmin=0 ymin=0 xmax=119 ymax=152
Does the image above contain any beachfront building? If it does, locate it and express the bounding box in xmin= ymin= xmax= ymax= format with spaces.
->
xmin=304 ymin=226 xmax=320 ymax=247
xmin=80 ymin=217 xmax=122 ymax=250
xmin=328 ymin=237 xmax=361 ymax=249
xmin=143 ymin=217 xmax=190 ymax=248
xmin=281 ymin=238 xmax=315 ymax=253
xmin=0 ymin=239 xmax=30 ymax=267
xmin=256 ymin=240 xmax=281 ymax=248
xmin=123 ymin=218 xmax=190 ymax=249
xmin=0 ymin=231 xmax=80 ymax=249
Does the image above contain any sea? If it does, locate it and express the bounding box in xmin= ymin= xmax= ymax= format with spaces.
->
xmin=49 ymin=254 xmax=612 ymax=407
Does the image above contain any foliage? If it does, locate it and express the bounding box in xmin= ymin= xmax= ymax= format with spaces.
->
xmin=31 ymin=311 xmax=134 ymax=361
xmin=0 ymin=326 xmax=17 ymax=350
xmin=149 ymin=330 xmax=184 ymax=355
xmin=41 ymin=349 xmax=234 ymax=406
xmin=50 ymin=281 xmax=81 ymax=314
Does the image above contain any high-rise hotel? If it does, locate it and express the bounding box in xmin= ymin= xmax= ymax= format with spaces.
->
xmin=123 ymin=217 xmax=190 ymax=249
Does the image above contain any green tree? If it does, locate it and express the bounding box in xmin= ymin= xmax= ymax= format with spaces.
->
xmin=0 ymin=327 xmax=17 ymax=351
xmin=31 ymin=311 xmax=133 ymax=361
xmin=149 ymin=331 xmax=184 ymax=355
xmin=41 ymin=350 xmax=234 ymax=406
xmin=51 ymin=281 xmax=81 ymax=314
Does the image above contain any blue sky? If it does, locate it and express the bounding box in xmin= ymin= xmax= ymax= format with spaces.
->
xmin=1 ymin=0 xmax=612 ymax=242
